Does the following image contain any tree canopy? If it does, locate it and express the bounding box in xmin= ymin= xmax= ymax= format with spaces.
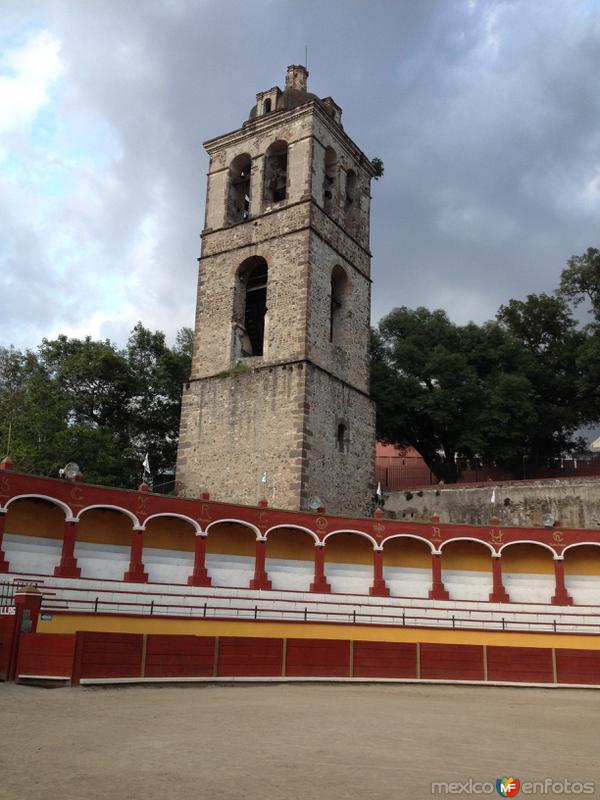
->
xmin=0 ymin=324 xmax=192 ymax=489
xmin=372 ymin=248 xmax=600 ymax=482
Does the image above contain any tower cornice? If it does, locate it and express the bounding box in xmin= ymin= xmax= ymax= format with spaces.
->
xmin=204 ymin=100 xmax=375 ymax=179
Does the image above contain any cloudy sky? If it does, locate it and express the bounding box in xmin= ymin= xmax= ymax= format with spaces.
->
xmin=2 ymin=0 xmax=599 ymax=351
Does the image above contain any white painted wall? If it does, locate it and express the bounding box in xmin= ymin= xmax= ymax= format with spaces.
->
xmin=324 ymin=562 xmax=372 ymax=595
xmin=75 ymin=541 xmax=129 ymax=581
xmin=384 ymin=566 xmax=430 ymax=598
xmin=206 ymin=553 xmax=254 ymax=588
xmin=443 ymin=569 xmax=493 ymax=602
xmin=265 ymin=557 xmax=313 ymax=591
xmin=565 ymin=574 xmax=600 ymax=606
xmin=3 ymin=534 xmax=61 ymax=575
xmin=503 ymin=572 xmax=555 ymax=604
xmin=143 ymin=547 xmax=194 ymax=584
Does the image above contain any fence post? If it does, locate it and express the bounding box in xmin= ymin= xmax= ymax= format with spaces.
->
xmin=71 ymin=631 xmax=85 ymax=686
xmin=0 ymin=513 xmax=9 ymax=573
xmin=212 ymin=636 xmax=220 ymax=677
xmin=8 ymin=585 xmax=43 ymax=682
xmin=140 ymin=634 xmax=148 ymax=678
xmin=282 ymin=638 xmax=287 ymax=677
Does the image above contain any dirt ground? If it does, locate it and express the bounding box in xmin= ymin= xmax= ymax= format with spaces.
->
xmin=1 ymin=682 xmax=599 ymax=800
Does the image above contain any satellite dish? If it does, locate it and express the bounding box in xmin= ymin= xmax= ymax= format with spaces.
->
xmin=308 ymin=496 xmax=322 ymax=512
xmin=63 ymin=462 xmax=80 ymax=480
xmin=542 ymin=513 xmax=555 ymax=528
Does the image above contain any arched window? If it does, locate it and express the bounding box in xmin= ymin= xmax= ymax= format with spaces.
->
xmin=330 ymin=265 xmax=348 ymax=343
xmin=264 ymin=98 xmax=272 ymax=113
xmin=323 ymin=147 xmax=337 ymax=215
xmin=345 ymin=169 xmax=358 ymax=225
xmin=236 ymin=257 xmax=268 ymax=357
xmin=264 ymin=140 xmax=288 ymax=204
xmin=227 ymin=154 xmax=252 ymax=224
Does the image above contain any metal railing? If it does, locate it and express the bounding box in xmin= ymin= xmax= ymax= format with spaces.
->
xmin=0 ymin=580 xmax=15 ymax=607
xmin=38 ymin=593 xmax=600 ymax=635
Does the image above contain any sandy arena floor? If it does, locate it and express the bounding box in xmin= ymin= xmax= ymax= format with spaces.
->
xmin=1 ymin=682 xmax=599 ymax=799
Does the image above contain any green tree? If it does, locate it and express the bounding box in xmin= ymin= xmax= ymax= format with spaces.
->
xmin=371 ymin=306 xmax=583 ymax=481
xmin=0 ymin=325 xmax=193 ymax=489
xmin=372 ymin=307 xmax=539 ymax=482
xmin=0 ymin=347 xmax=69 ymax=476
xmin=497 ymin=293 xmax=589 ymax=466
xmin=125 ymin=323 xmax=193 ymax=486
xmin=559 ymin=247 xmax=600 ymax=320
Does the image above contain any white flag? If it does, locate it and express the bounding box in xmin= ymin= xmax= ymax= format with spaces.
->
xmin=261 ymin=471 xmax=267 ymax=484
xmin=142 ymin=453 xmax=150 ymax=473
xmin=376 ymin=482 xmax=382 ymax=497
xmin=491 ymin=489 xmax=496 ymax=504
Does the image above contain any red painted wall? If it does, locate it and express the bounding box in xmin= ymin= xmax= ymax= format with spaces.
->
xmin=16 ymin=633 xmax=75 ymax=678
xmin=218 ymin=636 xmax=283 ymax=677
xmin=286 ymin=638 xmax=350 ymax=677
xmin=420 ymin=643 xmax=485 ymax=681
xmin=555 ymin=649 xmax=600 ymax=685
xmin=76 ymin=632 xmax=143 ymax=679
xmin=0 ymin=615 xmax=16 ymax=680
xmin=12 ymin=628 xmax=600 ymax=687
xmin=353 ymin=641 xmax=417 ymax=678
xmin=145 ymin=635 xmax=215 ymax=678
xmin=487 ymin=646 xmax=554 ymax=683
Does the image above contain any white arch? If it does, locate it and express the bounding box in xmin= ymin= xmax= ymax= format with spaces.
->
xmin=265 ymin=524 xmax=320 ymax=544
xmin=142 ymin=512 xmax=202 ymax=535
xmin=3 ymin=493 xmax=74 ymax=521
xmin=380 ymin=533 xmax=435 ymax=553
xmin=499 ymin=539 xmax=558 ymax=558
xmin=75 ymin=504 xmax=141 ymax=529
xmin=322 ymin=529 xmax=378 ymax=549
xmin=205 ymin=518 xmax=261 ymax=539
xmin=439 ymin=536 xmax=496 ymax=555
xmin=562 ymin=542 xmax=600 ymax=556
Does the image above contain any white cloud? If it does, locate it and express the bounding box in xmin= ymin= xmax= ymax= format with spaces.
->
xmin=0 ymin=29 xmax=63 ymax=134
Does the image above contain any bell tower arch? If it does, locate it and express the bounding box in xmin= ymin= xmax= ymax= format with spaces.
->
xmin=176 ymin=66 xmax=376 ymax=515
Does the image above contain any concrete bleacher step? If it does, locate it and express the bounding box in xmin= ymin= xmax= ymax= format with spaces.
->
xmin=11 ymin=571 xmax=600 ymax=634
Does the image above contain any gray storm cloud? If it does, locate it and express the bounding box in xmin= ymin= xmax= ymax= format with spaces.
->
xmin=1 ymin=0 xmax=599 ymax=349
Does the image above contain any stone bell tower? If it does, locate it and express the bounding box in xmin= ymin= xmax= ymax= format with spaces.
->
xmin=176 ymin=65 xmax=376 ymax=515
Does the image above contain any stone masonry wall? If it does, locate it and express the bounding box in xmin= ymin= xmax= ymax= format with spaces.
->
xmin=191 ymin=221 xmax=310 ymax=379
xmin=177 ymin=363 xmax=307 ymax=510
xmin=306 ymin=220 xmax=371 ymax=393
xmin=384 ymin=478 xmax=600 ymax=529
xmin=303 ymin=364 xmax=375 ymax=516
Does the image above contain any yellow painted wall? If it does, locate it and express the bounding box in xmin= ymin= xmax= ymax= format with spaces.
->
xmin=266 ymin=528 xmax=314 ymax=561
xmin=442 ymin=541 xmax=492 ymax=572
xmin=5 ymin=500 xmax=64 ymax=540
xmin=38 ymin=612 xmax=600 ymax=651
xmin=206 ymin=523 xmax=255 ymax=556
xmin=564 ymin=546 xmax=600 ymax=576
xmin=382 ymin=538 xmax=431 ymax=568
xmin=144 ymin=517 xmax=195 ymax=552
xmin=77 ymin=509 xmax=132 ymax=546
xmin=324 ymin=533 xmax=373 ymax=565
xmin=501 ymin=543 xmax=554 ymax=574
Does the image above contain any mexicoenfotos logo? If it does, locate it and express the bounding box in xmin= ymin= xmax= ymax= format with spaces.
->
xmin=496 ymin=777 xmax=520 ymax=797
xmin=431 ymin=776 xmax=595 ymax=795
